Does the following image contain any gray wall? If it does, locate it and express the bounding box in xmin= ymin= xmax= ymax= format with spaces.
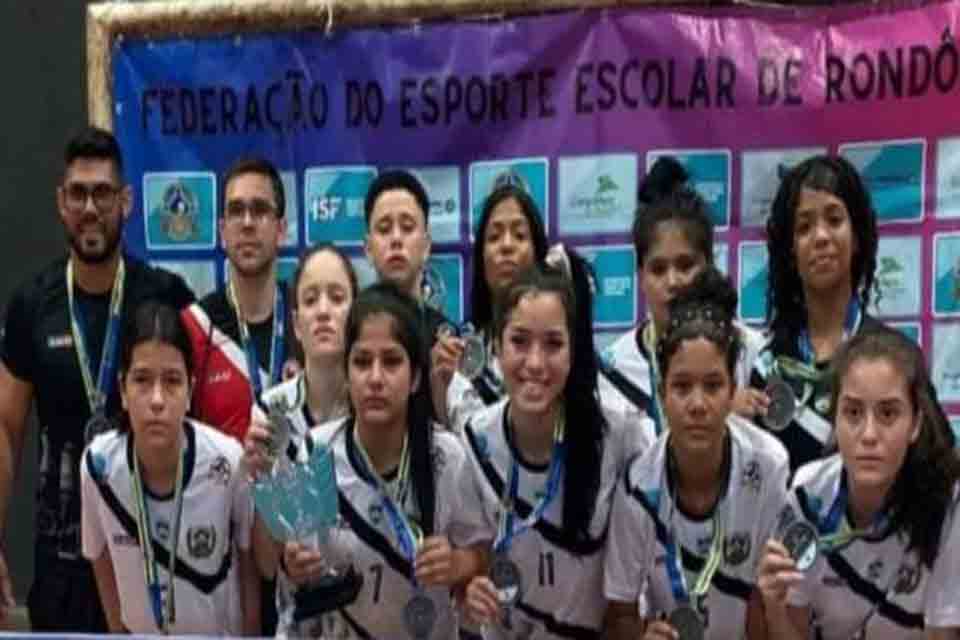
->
xmin=0 ymin=2 xmax=92 ymax=600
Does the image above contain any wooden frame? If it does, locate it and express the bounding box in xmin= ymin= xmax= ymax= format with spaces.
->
xmin=87 ymin=0 xmax=707 ymax=130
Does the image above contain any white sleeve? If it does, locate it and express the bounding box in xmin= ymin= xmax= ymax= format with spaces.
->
xmin=924 ymin=491 xmax=960 ymax=628
xmin=231 ymin=452 xmax=254 ymax=551
xmin=603 ymin=468 xmax=653 ymax=608
xmin=735 ymin=324 xmax=767 ymax=388
xmin=80 ymin=448 xmax=107 ymax=561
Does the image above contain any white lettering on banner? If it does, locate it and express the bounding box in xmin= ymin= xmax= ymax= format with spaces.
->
xmin=603 ymin=277 xmax=631 ymax=296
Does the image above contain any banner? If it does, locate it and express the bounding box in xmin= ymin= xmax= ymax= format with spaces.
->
xmin=113 ymin=0 xmax=960 ymax=425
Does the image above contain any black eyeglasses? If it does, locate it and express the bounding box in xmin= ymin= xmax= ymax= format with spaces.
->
xmin=63 ymin=182 xmax=121 ymax=212
xmin=223 ymin=198 xmax=279 ymax=225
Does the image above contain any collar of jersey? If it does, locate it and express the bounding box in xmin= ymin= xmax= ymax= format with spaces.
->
xmin=125 ymin=420 xmax=197 ymax=501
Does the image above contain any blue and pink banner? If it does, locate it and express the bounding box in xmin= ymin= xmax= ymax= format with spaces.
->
xmin=113 ymin=0 xmax=960 ymax=424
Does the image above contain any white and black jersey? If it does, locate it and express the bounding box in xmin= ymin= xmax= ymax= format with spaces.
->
xmin=80 ymin=420 xmax=253 ymax=635
xmin=598 ymin=321 xmax=765 ymax=433
xmin=605 ymin=416 xmax=790 ymax=640
xmin=785 ymin=455 xmax=960 ymax=638
xmin=275 ymin=417 xmax=488 ymax=639
xmin=460 ymin=399 xmax=652 ymax=639
xmin=747 ymin=316 xmax=886 ymax=471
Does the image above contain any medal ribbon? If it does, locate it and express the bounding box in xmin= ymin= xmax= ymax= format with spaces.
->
xmin=642 ymin=322 xmax=667 ymax=436
xmin=493 ymin=413 xmax=566 ymax=554
xmin=817 ymin=474 xmax=890 ymax=553
xmin=66 ymin=257 xmax=125 ymax=420
xmin=797 ymin=297 xmax=862 ymax=364
xmin=351 ymin=427 xmax=423 ymax=581
xmin=131 ymin=437 xmax=186 ymax=634
xmin=227 ymin=277 xmax=285 ymax=399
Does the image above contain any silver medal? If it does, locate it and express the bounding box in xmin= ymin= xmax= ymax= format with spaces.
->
xmin=668 ymin=605 xmax=705 ymax=640
xmin=782 ymin=520 xmax=819 ymax=572
xmin=764 ymin=376 xmax=796 ymax=432
xmin=459 ymin=332 xmax=487 ymax=380
xmin=403 ymin=592 xmax=436 ymax=639
xmin=490 ymin=554 xmax=523 ymax=606
xmin=84 ymin=409 xmax=113 ymax=443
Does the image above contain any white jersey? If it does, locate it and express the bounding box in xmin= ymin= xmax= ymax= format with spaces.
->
xmin=598 ymin=321 xmax=765 ymax=432
xmin=460 ymin=399 xmax=651 ymax=639
xmin=785 ymin=455 xmax=960 ymax=638
xmin=275 ymin=417 xmax=487 ymax=638
xmin=80 ymin=420 xmax=253 ymax=635
xmin=605 ymin=415 xmax=790 ymax=640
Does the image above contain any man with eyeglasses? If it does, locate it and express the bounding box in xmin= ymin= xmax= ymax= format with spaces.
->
xmin=0 ymin=127 xmax=195 ymax=631
xmin=181 ymin=156 xmax=291 ymax=443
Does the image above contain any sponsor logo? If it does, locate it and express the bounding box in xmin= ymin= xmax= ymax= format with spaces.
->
xmin=207 ymin=455 xmax=231 ymax=485
xmin=894 ymin=564 xmax=921 ymax=595
xmin=46 ymin=334 xmax=74 ymax=349
xmin=112 ymin=533 xmax=137 ymax=547
xmin=741 ymin=460 xmax=762 ymax=493
xmin=724 ymin=532 xmax=752 ymax=566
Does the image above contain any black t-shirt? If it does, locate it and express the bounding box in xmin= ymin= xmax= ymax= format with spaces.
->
xmin=1 ymin=254 xmax=195 ymax=558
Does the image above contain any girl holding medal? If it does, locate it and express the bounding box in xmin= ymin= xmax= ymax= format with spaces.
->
xmin=81 ymin=302 xmax=258 ymax=635
xmin=432 ymin=184 xmax=549 ymax=432
xmin=242 ymin=245 xmax=358 ymax=623
xmin=461 ymin=249 xmax=649 ymax=639
xmin=754 ymin=327 xmax=960 ymax=639
xmin=278 ymin=282 xmax=488 ymax=639
xmin=604 ymin=269 xmax=790 ymax=640
xmin=598 ymin=157 xmax=767 ymax=441
xmin=749 ymin=155 xmax=882 ymax=470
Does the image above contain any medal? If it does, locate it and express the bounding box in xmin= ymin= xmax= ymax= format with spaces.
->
xmin=668 ymin=605 xmax=705 ymax=640
xmin=490 ymin=554 xmax=523 ymax=606
xmin=782 ymin=520 xmax=819 ymax=572
xmin=402 ymin=592 xmax=437 ymax=639
xmin=459 ymin=330 xmax=487 ymax=380
xmin=764 ymin=376 xmax=796 ymax=432
xmin=84 ymin=408 xmax=113 ymax=443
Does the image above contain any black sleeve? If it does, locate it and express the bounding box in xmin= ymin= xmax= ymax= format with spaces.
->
xmin=0 ymin=286 xmax=36 ymax=382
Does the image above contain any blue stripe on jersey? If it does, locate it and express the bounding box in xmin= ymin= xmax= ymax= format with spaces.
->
xmin=626 ymin=477 xmax=753 ymax=601
xmin=795 ymin=488 xmax=924 ymax=630
xmin=463 ymin=422 xmax=606 ymax=556
xmin=85 ymin=450 xmax=232 ymax=594
xmin=337 ymin=489 xmax=415 ymax=585
xmin=515 ymin=601 xmax=602 ymax=639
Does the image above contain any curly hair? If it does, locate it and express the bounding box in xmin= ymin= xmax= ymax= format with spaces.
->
xmin=828 ymin=327 xmax=960 ymax=568
xmin=766 ymin=155 xmax=878 ymax=333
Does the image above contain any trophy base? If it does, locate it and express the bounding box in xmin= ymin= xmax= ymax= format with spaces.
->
xmin=292 ymin=566 xmax=364 ymax=622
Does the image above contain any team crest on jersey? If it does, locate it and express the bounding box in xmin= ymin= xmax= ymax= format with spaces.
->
xmin=207 ymin=456 xmax=231 ymax=485
xmin=741 ymin=460 xmax=762 ymax=492
xmin=724 ymin=532 xmax=751 ymax=566
xmin=431 ymin=445 xmax=447 ymax=475
xmin=155 ymin=520 xmax=170 ymax=542
xmin=187 ymin=524 xmax=217 ymax=558
xmin=696 ymin=536 xmax=713 ymax=556
xmin=894 ymin=564 xmax=921 ymax=595
xmin=368 ymin=503 xmax=384 ymax=526
xmin=867 ymin=559 xmax=884 ymax=582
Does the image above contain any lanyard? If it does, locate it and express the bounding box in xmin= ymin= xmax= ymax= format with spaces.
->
xmin=797 ymin=297 xmax=862 ymax=364
xmin=493 ymin=411 xmax=566 ymax=554
xmin=662 ymin=446 xmax=727 ymax=607
xmin=131 ymin=436 xmax=186 ymax=634
xmin=350 ymin=425 xmax=422 ymax=581
xmin=642 ymin=322 xmax=667 ymax=436
xmin=66 ymin=257 xmax=125 ymax=416
xmin=818 ymin=474 xmax=890 ymax=553
xmin=227 ymin=277 xmax=285 ymax=399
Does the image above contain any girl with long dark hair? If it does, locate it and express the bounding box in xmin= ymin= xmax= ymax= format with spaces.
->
xmin=462 ymin=248 xmax=649 ymax=638
xmin=260 ymin=283 xmax=486 ymax=637
xmin=604 ymin=269 xmax=790 ymax=640
xmin=754 ymin=327 xmax=960 ymax=639
xmin=749 ymin=154 xmax=882 ymax=470
xmin=81 ymin=302 xmax=258 ymax=634
xmin=432 ymin=184 xmax=548 ymax=431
